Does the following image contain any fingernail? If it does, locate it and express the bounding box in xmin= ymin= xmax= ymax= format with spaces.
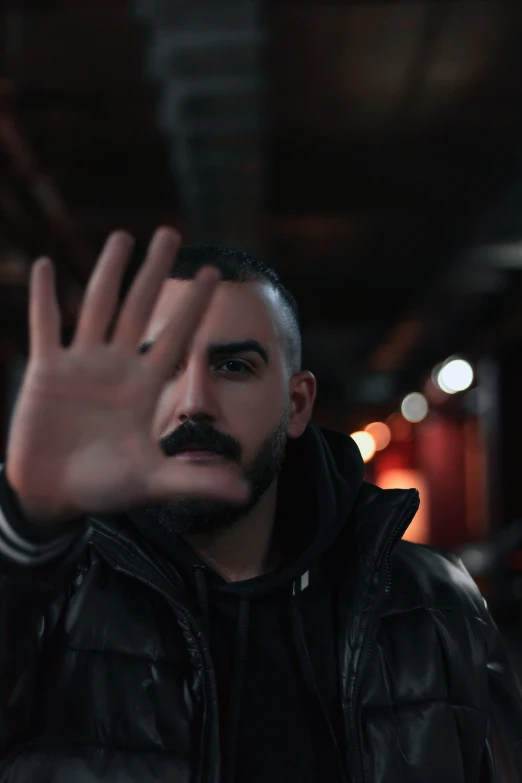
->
xmin=156 ymin=226 xmax=181 ymax=243
xmin=197 ymin=266 xmax=221 ymax=284
xmin=110 ymin=230 xmax=135 ymax=249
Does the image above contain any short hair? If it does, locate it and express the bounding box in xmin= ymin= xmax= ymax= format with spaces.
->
xmin=170 ymin=244 xmax=302 ymax=373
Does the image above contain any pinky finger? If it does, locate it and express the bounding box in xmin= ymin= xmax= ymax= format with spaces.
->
xmin=29 ymin=258 xmax=62 ymax=358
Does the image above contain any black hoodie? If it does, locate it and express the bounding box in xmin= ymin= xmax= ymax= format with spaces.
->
xmin=127 ymin=423 xmax=365 ymax=783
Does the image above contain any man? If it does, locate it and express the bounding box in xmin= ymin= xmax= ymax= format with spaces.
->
xmin=0 ymin=227 xmax=521 ymax=783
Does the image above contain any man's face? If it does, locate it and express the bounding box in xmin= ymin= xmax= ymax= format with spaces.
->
xmin=142 ymin=280 xmax=298 ymax=534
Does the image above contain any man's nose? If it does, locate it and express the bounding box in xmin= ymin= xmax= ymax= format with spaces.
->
xmin=175 ymin=361 xmax=217 ymax=424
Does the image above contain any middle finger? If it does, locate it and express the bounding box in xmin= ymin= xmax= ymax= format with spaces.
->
xmin=112 ymin=227 xmax=181 ymax=351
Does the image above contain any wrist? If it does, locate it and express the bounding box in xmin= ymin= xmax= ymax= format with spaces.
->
xmin=2 ymin=465 xmax=83 ymax=534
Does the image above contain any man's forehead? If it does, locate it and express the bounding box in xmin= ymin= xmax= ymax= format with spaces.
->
xmin=144 ymin=278 xmax=281 ymax=343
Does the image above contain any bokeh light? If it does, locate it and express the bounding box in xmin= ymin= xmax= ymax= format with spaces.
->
xmin=387 ymin=412 xmax=413 ymax=441
xmin=364 ymin=422 xmax=392 ymax=451
xmin=350 ymin=431 xmax=377 ymax=463
xmin=437 ymin=359 xmax=474 ymax=394
xmin=401 ymin=392 xmax=428 ymax=423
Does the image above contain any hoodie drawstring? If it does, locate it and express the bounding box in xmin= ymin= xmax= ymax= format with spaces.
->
xmin=194 ymin=566 xmax=251 ymax=783
xmin=290 ymin=596 xmax=348 ymax=783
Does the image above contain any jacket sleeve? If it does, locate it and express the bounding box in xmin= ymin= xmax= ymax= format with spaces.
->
xmin=0 ymin=464 xmax=88 ymax=755
xmin=483 ymin=604 xmax=522 ymax=782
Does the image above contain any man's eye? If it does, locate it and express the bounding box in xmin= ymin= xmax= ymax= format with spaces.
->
xmin=216 ymin=360 xmax=252 ymax=375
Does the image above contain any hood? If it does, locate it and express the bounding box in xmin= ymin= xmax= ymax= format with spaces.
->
xmin=127 ymin=420 xmax=365 ymax=598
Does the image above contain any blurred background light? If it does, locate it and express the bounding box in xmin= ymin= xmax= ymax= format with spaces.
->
xmin=364 ymin=421 xmax=391 ymax=451
xmin=401 ymin=392 xmax=428 ymax=423
xmin=459 ymin=545 xmax=491 ymax=575
xmin=350 ymin=430 xmax=377 ymax=463
xmin=376 ymin=468 xmax=430 ymax=544
xmin=387 ymin=412 xmax=413 ymax=442
xmin=435 ymin=368 xmax=453 ymax=394
xmin=431 ymin=363 xmax=449 ymax=395
xmin=437 ymin=358 xmax=474 ymax=394
xmin=431 ymin=363 xmax=443 ymax=384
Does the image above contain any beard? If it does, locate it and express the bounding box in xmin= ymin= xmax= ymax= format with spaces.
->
xmin=145 ymin=412 xmax=289 ymax=536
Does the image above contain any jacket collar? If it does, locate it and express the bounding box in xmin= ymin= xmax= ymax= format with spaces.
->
xmin=88 ymin=482 xmax=419 ymax=594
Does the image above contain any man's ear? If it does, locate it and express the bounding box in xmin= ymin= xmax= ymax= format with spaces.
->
xmin=287 ymin=371 xmax=317 ymax=439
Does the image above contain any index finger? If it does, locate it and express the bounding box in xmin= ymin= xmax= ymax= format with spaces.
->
xmin=141 ymin=266 xmax=220 ymax=378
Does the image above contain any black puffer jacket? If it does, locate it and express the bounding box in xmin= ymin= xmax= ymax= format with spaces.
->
xmin=1 ymin=426 xmax=522 ymax=783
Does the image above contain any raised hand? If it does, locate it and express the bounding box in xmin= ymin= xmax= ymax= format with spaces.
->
xmin=5 ymin=228 xmax=248 ymax=526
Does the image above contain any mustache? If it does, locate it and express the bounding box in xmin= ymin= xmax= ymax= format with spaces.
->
xmin=160 ymin=422 xmax=242 ymax=462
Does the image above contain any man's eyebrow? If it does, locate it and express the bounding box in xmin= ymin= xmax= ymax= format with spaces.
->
xmin=138 ymin=338 xmax=269 ymax=365
xmin=208 ymin=340 xmax=269 ymax=365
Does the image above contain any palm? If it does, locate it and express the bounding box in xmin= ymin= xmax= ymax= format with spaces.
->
xmin=11 ymin=349 xmax=164 ymax=516
xmin=6 ymin=229 xmax=247 ymax=525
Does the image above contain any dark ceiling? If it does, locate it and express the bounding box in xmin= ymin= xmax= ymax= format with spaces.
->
xmin=268 ymin=1 xmax=522 ymax=411
xmin=1 ymin=0 xmax=522 ymax=417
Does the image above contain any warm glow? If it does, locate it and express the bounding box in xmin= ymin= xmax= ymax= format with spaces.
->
xmin=350 ymin=431 xmax=376 ymax=463
xmin=401 ymin=392 xmax=428 ymax=423
xmin=387 ymin=412 xmax=412 ymax=441
xmin=365 ymin=422 xmax=392 ymax=451
xmin=438 ymin=359 xmax=474 ymax=394
xmin=376 ymin=468 xmax=430 ymax=543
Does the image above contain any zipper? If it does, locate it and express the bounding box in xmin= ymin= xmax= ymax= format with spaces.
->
xmin=91 ymin=529 xmax=220 ymax=783
xmin=349 ymin=492 xmax=420 ymax=783
xmin=291 ymin=601 xmax=347 ymax=782
xmin=132 ymin=572 xmax=218 ymax=783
